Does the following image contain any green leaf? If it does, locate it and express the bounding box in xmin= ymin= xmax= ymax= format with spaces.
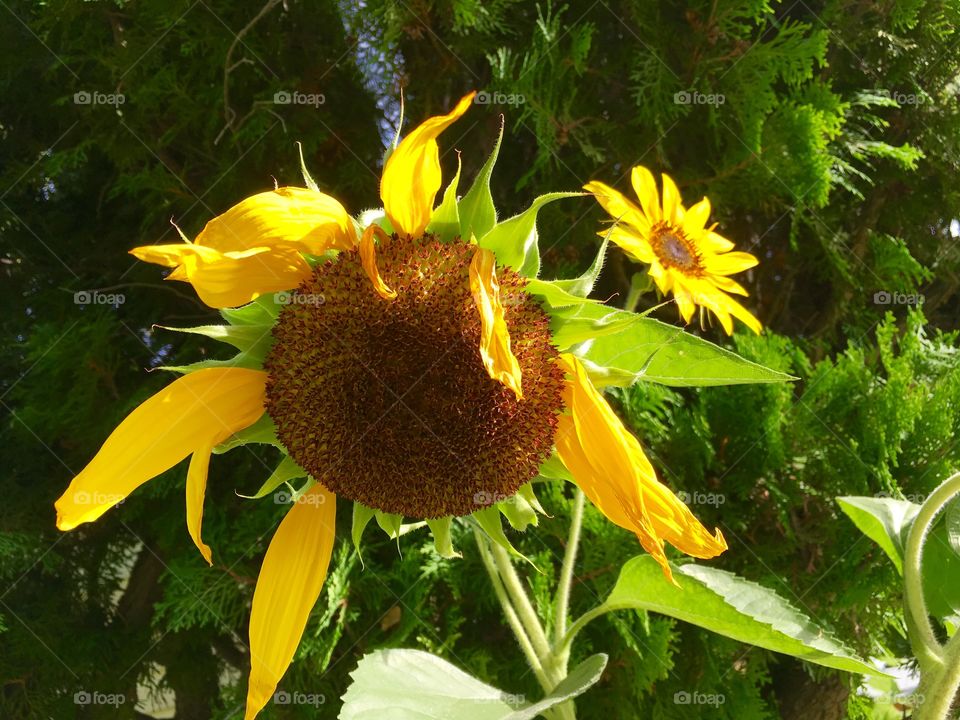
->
xmin=157 ymin=324 xmax=274 ymax=358
xmin=376 ymin=511 xmax=404 ymax=540
xmin=220 ymin=295 xmax=281 ymax=325
xmin=339 ymin=649 xmax=607 ymax=720
xmin=458 ymin=121 xmax=502 ymax=242
xmin=498 ymin=493 xmax=538 ymax=531
xmin=237 ymin=455 xmax=305 ymax=500
xmin=213 ymin=413 xmax=280 ymax=454
xmin=837 ymin=496 xmax=919 ymax=574
xmin=297 ymin=141 xmax=320 ymax=192
xmin=551 ymin=234 xmax=609 ymax=298
xmin=601 ymin=556 xmax=878 ymax=675
xmin=427 ymin=517 xmax=461 ymax=559
xmin=524 ymin=279 xmax=600 ymax=309
xmin=426 ymin=151 xmax=462 ymax=242
xmin=516 ymin=482 xmax=547 ymax=516
xmin=352 ymin=502 xmax=377 ymax=558
xmin=479 ymin=192 xmax=582 ymax=278
xmin=551 ymin=303 xmax=795 ymax=387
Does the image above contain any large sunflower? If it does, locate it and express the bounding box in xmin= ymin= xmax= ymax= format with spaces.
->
xmin=55 ymin=94 xmax=726 ymax=719
xmin=585 ymin=166 xmax=762 ymax=334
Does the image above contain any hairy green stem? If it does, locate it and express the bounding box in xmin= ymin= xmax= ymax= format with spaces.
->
xmin=488 ymin=542 xmax=554 ymax=662
xmin=904 ymin=472 xmax=960 ymax=672
xmin=916 ymin=631 xmax=960 ymax=720
xmin=555 ymin=489 xmax=586 ymax=645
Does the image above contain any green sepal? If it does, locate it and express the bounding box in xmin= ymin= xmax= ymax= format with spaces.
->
xmin=157 ymin=352 xmax=263 ymax=374
xmin=220 ymin=295 xmax=281 ymax=326
xmin=498 ymin=492 xmax=538 ymax=531
xmin=296 ymin=141 xmax=320 ymax=192
xmin=479 ymin=192 xmax=583 ymax=278
xmin=427 ymin=517 xmax=461 ymax=559
xmin=237 ymin=454 xmax=306 ymax=500
xmin=472 ymin=505 xmax=534 ymax=565
xmin=352 ymin=502 xmax=377 ymax=562
xmin=375 ymin=511 xmax=404 ymax=540
xmin=551 ymin=233 xmax=610 ymax=298
xmin=537 ymin=452 xmax=573 ymax=483
xmin=156 ymin=324 xmax=274 ymax=360
xmin=458 ymin=119 xmax=502 ymax=241
xmin=426 ymin=151 xmax=462 ymax=242
xmin=213 ymin=413 xmax=280 ymax=454
xmin=517 ymin=481 xmax=548 ymax=516
xmin=525 ymin=278 xmax=600 ymax=309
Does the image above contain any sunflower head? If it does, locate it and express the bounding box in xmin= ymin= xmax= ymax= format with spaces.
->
xmin=585 ymin=165 xmax=762 ymax=335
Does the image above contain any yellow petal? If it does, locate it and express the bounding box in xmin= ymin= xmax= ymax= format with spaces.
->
xmin=177 ymin=245 xmax=313 ymax=308
xmin=186 ymin=440 xmax=215 ymax=565
xmin=583 ymin=180 xmax=651 ymax=232
xmin=703 ymin=250 xmax=759 ymax=276
xmin=703 ymin=229 xmax=735 ymax=252
xmin=713 ymin=291 xmax=762 ymax=334
xmin=55 ymin=368 xmax=267 ymax=531
xmin=469 ymin=247 xmax=523 ymax=400
xmin=682 ymin=196 xmax=711 ymax=235
xmin=708 ymin=274 xmax=749 ymax=296
xmin=671 ymin=279 xmax=698 ymax=323
xmin=660 ymin=173 xmax=682 ymax=225
xmin=380 ymin=92 xmax=475 ymax=238
xmin=554 ymin=354 xmax=726 ymax=584
xmin=197 ymin=187 xmax=356 ymax=254
xmin=359 ymin=225 xmax=397 ymax=300
xmin=129 ymin=242 xmax=215 ymax=268
xmin=606 ymin=226 xmax=655 ymax=263
xmin=630 ymin=166 xmax=661 ymax=223
xmin=244 ymin=483 xmax=336 ymax=720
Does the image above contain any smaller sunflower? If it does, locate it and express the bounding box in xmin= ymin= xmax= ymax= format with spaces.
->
xmin=584 ymin=166 xmax=761 ymax=334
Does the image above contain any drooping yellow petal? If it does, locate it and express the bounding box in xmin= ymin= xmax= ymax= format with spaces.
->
xmin=630 ymin=166 xmax=661 ymax=223
xmin=196 ymin=187 xmax=356 ymax=254
xmin=359 ymin=225 xmax=397 ymax=300
xmin=55 ymin=368 xmax=267 ymax=531
xmin=244 ymin=483 xmax=336 ymax=720
xmin=583 ymin=180 xmax=650 ymax=232
xmin=380 ymin=92 xmax=475 ymax=238
xmin=554 ymin=354 xmax=726 ymax=584
xmin=173 ymin=245 xmax=313 ymax=308
xmin=469 ymin=247 xmax=523 ymax=400
xmin=186 ymin=440 xmax=215 ymax=565
xmin=130 ymin=187 xmax=356 ymax=309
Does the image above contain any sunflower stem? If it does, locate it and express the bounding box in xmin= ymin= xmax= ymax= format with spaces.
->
xmin=473 ymin=527 xmax=554 ymax=691
xmin=554 ymin=489 xmax=585 ymax=647
xmin=488 ymin=541 xmax=553 ymax=662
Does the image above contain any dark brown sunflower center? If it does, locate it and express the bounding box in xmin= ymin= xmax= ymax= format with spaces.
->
xmin=651 ymin=223 xmax=702 ymax=274
xmin=263 ymin=234 xmax=565 ymax=518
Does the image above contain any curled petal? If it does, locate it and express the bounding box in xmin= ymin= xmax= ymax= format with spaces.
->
xmin=186 ymin=440 xmax=215 ymax=565
xmin=245 ymin=483 xmax=337 ymax=720
xmin=196 ymin=187 xmax=356 ymax=254
xmin=359 ymin=225 xmax=397 ymax=300
xmin=55 ymin=368 xmax=267 ymax=532
xmin=583 ymin=180 xmax=650 ymax=233
xmin=469 ymin=247 xmax=523 ymax=400
xmin=554 ymin=354 xmax=726 ymax=584
xmin=381 ymin=92 xmax=475 ymax=238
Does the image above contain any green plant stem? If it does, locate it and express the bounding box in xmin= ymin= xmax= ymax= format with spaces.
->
xmin=557 ymin=605 xmax=609 ymax=659
xmin=916 ymin=630 xmax=960 ymax=720
xmin=904 ymin=471 xmax=960 ymax=672
xmin=473 ymin=527 xmax=553 ymax=691
xmin=488 ymin=542 xmax=554 ymax=663
xmin=555 ymin=489 xmax=585 ymax=644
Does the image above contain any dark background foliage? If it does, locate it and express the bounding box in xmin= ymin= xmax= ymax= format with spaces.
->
xmin=2 ymin=0 xmax=959 ymax=718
